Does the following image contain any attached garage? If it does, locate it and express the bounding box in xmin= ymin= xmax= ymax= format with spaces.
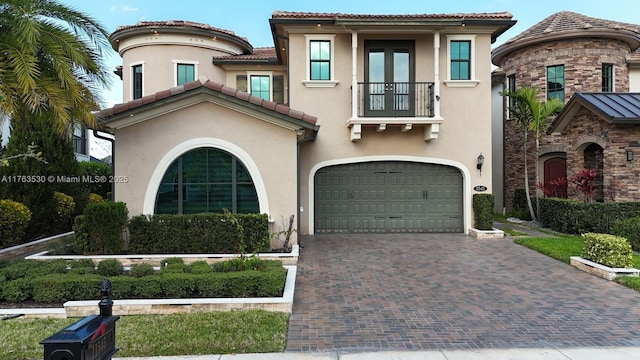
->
xmin=314 ymin=161 xmax=463 ymax=233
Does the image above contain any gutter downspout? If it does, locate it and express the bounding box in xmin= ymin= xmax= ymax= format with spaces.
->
xmin=92 ymin=129 xmax=115 ymax=200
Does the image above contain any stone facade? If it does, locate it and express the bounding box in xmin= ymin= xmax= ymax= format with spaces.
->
xmin=500 ymin=38 xmax=636 ymax=211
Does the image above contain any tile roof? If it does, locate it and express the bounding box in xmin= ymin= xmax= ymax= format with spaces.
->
xmin=213 ymin=47 xmax=278 ymax=64
xmin=114 ymin=20 xmax=243 ymax=40
xmin=98 ymin=79 xmax=318 ymax=127
xmin=271 ymin=11 xmax=513 ymax=20
xmin=493 ymin=11 xmax=640 ymax=65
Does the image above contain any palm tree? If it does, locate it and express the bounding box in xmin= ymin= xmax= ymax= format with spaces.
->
xmin=0 ymin=0 xmax=112 ymax=134
xmin=503 ymin=87 xmax=564 ymax=222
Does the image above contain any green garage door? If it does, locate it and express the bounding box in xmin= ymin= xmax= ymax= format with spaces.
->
xmin=315 ymin=161 xmax=463 ymax=233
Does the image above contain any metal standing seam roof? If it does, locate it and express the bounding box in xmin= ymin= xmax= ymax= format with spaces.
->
xmin=574 ymin=93 xmax=640 ymax=121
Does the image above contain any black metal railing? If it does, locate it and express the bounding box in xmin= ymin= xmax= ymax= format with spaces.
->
xmin=357 ymin=82 xmax=434 ymax=117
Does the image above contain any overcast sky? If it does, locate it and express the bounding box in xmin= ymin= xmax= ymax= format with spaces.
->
xmin=58 ymin=0 xmax=640 ymax=108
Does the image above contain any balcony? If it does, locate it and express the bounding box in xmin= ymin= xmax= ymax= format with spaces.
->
xmin=349 ymin=82 xmax=441 ymax=141
xmin=356 ymin=82 xmax=435 ymax=118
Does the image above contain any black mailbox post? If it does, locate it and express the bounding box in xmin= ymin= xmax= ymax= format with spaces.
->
xmin=41 ymin=279 xmax=120 ymax=360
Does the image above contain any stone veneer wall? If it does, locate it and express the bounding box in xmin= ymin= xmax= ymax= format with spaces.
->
xmin=500 ymin=37 xmax=634 ymax=211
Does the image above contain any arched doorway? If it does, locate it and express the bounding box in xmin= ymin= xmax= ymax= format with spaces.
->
xmin=583 ymin=143 xmax=604 ymax=202
xmin=154 ymin=147 xmax=259 ymax=214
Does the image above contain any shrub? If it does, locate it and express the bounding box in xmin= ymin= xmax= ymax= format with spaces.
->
xmin=611 ymin=217 xmax=640 ymax=252
xmin=0 ymin=199 xmax=32 ymax=247
xmin=80 ymin=201 xmax=128 ymax=254
xmin=582 ymin=233 xmax=632 ymax=268
xmin=188 ymin=261 xmax=213 ymax=274
xmin=79 ymin=161 xmax=112 ymax=199
xmin=96 ymin=259 xmax=124 ymax=277
xmin=53 ymin=191 xmax=75 ymax=228
xmin=88 ymin=193 xmax=104 ymax=203
xmin=539 ymin=197 xmax=640 ymax=234
xmin=130 ymin=263 xmax=155 ymax=278
xmin=473 ymin=194 xmax=494 ymax=230
xmin=159 ymin=258 xmax=186 ymax=274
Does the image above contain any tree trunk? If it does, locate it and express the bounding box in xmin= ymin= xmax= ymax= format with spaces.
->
xmin=523 ymin=131 xmax=537 ymax=222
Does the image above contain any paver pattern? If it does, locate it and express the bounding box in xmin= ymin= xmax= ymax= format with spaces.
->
xmin=286 ymin=233 xmax=640 ymax=352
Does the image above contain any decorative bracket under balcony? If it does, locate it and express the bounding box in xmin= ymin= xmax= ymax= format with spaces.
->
xmin=347 ymin=117 xmax=443 ymax=142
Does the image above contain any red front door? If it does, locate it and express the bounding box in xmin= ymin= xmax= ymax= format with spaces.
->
xmin=544 ymin=157 xmax=567 ymax=198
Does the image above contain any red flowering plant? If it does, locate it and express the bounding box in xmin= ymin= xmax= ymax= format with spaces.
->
xmin=571 ymin=168 xmax=598 ymax=202
xmin=535 ymin=177 xmax=567 ymax=198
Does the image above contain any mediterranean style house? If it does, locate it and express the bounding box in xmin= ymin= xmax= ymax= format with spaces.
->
xmin=99 ymin=11 xmax=516 ymax=246
xmin=491 ymin=11 xmax=640 ymax=212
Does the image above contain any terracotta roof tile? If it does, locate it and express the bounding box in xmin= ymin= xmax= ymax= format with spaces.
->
xmin=114 ymin=20 xmax=244 ymax=40
xmin=213 ymin=47 xmax=278 ymax=63
xmin=99 ymin=80 xmax=318 ymax=126
xmin=271 ymin=11 xmax=513 ymax=20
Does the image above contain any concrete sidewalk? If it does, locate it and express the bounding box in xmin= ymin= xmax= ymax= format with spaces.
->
xmin=115 ymin=347 xmax=640 ymax=359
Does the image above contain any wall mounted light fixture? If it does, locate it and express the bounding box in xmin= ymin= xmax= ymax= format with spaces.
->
xmin=627 ymin=149 xmax=634 ymax=161
xmin=477 ymin=153 xmax=484 ymax=174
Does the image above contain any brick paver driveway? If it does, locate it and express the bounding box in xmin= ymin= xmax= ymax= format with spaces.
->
xmin=285 ymin=233 xmax=640 ymax=352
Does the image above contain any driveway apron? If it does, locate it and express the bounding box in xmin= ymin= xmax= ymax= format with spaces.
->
xmin=285 ymin=233 xmax=640 ymax=352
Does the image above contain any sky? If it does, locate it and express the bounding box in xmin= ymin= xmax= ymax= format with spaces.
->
xmin=57 ymin=0 xmax=640 ymax=108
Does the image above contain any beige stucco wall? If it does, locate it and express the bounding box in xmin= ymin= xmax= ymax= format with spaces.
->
xmin=112 ymin=100 xmax=300 ymax=247
xmin=630 ymin=67 xmax=640 ymax=92
xmin=284 ymin=31 xmax=494 ymax=234
xmin=118 ymin=40 xmax=231 ymax=101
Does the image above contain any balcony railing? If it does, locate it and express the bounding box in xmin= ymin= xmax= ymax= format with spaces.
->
xmin=357 ymin=82 xmax=435 ymax=118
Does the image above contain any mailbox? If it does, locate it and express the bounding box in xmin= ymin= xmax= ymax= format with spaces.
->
xmin=41 ymin=279 xmax=120 ymax=360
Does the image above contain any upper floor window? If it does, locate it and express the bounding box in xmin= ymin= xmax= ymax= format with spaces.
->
xmin=602 ymin=63 xmax=614 ymax=92
xmin=304 ymin=35 xmax=337 ymax=87
xmin=446 ymin=35 xmax=477 ymax=87
xmin=132 ymin=63 xmax=143 ymax=100
xmin=175 ymin=62 xmax=197 ymax=86
xmin=236 ymin=72 xmax=285 ymax=103
xmin=547 ymin=64 xmax=564 ymax=101
xmin=507 ymin=74 xmax=516 ymax=117
xmin=73 ymin=125 xmax=87 ymax=155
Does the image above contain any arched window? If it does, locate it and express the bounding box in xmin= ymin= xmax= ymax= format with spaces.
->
xmin=155 ymin=148 xmax=259 ymax=214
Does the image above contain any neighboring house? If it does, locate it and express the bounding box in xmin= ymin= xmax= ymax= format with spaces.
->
xmin=491 ymin=11 xmax=640 ymax=212
xmin=99 ymin=12 xmax=515 ymax=246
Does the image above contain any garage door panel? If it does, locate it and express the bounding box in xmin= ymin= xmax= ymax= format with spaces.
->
xmin=314 ymin=161 xmax=463 ymax=233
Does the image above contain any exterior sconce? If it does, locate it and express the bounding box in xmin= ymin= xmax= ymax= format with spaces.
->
xmin=477 ymin=153 xmax=484 ymax=173
xmin=627 ymin=149 xmax=634 ymax=161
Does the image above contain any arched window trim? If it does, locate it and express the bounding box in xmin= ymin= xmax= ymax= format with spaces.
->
xmin=143 ymin=138 xmax=269 ymax=215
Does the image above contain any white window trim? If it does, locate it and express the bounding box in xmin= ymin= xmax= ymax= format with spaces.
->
xmin=246 ymin=71 xmax=273 ymax=101
xmin=130 ymin=61 xmax=144 ymax=101
xmin=304 ymin=34 xmax=338 ymax=88
xmin=173 ymin=60 xmax=199 ymax=87
xmin=444 ymin=35 xmax=479 ymax=88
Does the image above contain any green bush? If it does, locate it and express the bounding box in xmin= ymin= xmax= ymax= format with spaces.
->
xmin=32 ymin=274 xmax=102 ymax=302
xmin=128 ymin=212 xmax=270 ymax=254
xmin=582 ymin=233 xmax=632 ymax=268
xmin=611 ymin=217 xmax=640 ymax=252
xmin=96 ymin=259 xmax=124 ymax=277
xmin=79 ymin=161 xmax=112 ymax=199
xmin=1 ymin=278 xmax=32 ymax=303
xmin=88 ymin=193 xmax=104 ymax=203
xmin=79 ymin=201 xmax=128 ymax=254
xmin=53 ymin=191 xmax=75 ymax=229
xmin=0 ymin=260 xmax=67 ymax=281
xmin=158 ymin=258 xmax=186 ymax=274
xmin=212 ymin=257 xmax=276 ymax=272
xmin=511 ymin=188 xmax=532 ymax=221
xmin=130 ymin=263 xmax=155 ymax=278
xmin=540 ymin=198 xmax=640 ymax=234
xmin=0 ymin=199 xmax=32 ymax=247
xmin=188 ymin=261 xmax=213 ymax=274
xmin=473 ymin=194 xmax=494 ymax=230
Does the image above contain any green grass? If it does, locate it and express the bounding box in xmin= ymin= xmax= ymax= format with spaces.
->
xmin=514 ymin=235 xmax=583 ymax=264
xmin=502 ymin=228 xmax=528 ymax=237
xmin=515 ymin=234 xmax=640 ymax=292
xmin=0 ymin=310 xmax=288 ymax=360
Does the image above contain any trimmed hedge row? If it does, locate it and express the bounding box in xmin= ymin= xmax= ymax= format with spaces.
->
xmin=539 ymin=197 xmax=640 ymax=235
xmin=128 ymin=212 xmax=270 ymax=254
xmin=0 ymin=259 xmax=286 ymax=304
xmin=473 ymin=194 xmax=494 ymax=230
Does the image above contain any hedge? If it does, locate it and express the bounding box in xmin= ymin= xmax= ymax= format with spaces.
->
xmin=74 ymin=201 xmax=128 ymax=255
xmin=0 ymin=199 xmax=32 ymax=247
xmin=582 ymin=233 xmax=632 ymax=269
xmin=0 ymin=258 xmax=286 ymax=304
xmin=128 ymin=212 xmax=270 ymax=254
xmin=610 ymin=217 xmax=640 ymax=252
xmin=539 ymin=197 xmax=640 ymax=234
xmin=473 ymin=194 xmax=494 ymax=230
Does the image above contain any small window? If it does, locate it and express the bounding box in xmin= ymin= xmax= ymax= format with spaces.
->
xmin=236 ymin=75 xmax=247 ymax=92
xmin=450 ymin=40 xmax=471 ymax=80
xmin=177 ymin=63 xmax=195 ymax=85
xmin=73 ymin=125 xmax=87 ymax=155
xmin=250 ymin=75 xmax=270 ymax=101
xmin=272 ymin=75 xmax=284 ymax=104
xmin=602 ymin=63 xmax=613 ymax=92
xmin=547 ymin=65 xmax=564 ymax=101
xmin=310 ymin=40 xmax=331 ymax=80
xmin=507 ymin=74 xmax=516 ymax=116
xmin=132 ymin=64 xmax=143 ymax=99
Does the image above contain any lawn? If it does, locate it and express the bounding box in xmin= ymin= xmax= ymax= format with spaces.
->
xmin=514 ymin=234 xmax=640 ymax=291
xmin=0 ymin=310 xmax=288 ymax=360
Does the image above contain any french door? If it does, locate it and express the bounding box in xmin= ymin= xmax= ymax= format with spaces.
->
xmin=364 ymin=40 xmax=415 ymax=117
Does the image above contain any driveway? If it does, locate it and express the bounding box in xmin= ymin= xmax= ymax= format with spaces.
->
xmin=286 ymin=233 xmax=640 ymax=352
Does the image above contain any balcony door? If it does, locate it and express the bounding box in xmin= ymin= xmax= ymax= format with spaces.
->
xmin=364 ymin=40 xmax=415 ymax=117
